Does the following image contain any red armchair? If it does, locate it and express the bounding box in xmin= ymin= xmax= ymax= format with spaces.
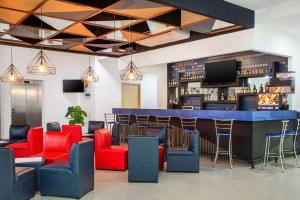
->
xmin=34 ymin=131 xmax=71 ymax=164
xmin=62 ymin=125 xmax=82 ymax=144
xmin=6 ymin=127 xmax=43 ymax=158
xmin=95 ymin=129 xmax=128 ymax=171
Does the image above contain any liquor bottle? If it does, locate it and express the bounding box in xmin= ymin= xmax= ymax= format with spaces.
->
xmin=220 ymin=93 xmax=225 ymax=101
xmin=259 ymin=84 xmax=264 ymax=93
xmin=253 ymin=84 xmax=257 ymax=93
xmin=265 ymin=83 xmax=270 ymax=93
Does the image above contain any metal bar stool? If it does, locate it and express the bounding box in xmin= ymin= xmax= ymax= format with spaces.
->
xmin=181 ymin=118 xmax=197 ymax=148
xmin=117 ymin=114 xmax=131 ymax=144
xmin=104 ymin=113 xmax=116 ymax=132
xmin=213 ymin=119 xmax=234 ymax=169
xmin=263 ymin=120 xmax=289 ymax=172
xmin=282 ymin=119 xmax=300 ymax=168
xmin=136 ymin=115 xmax=149 ymax=135
xmin=156 ymin=116 xmax=174 ymax=147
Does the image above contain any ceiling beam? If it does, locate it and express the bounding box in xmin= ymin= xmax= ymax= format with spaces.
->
xmin=148 ymin=0 xmax=255 ymax=28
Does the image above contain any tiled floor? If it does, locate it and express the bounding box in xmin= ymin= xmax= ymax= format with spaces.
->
xmin=32 ymin=157 xmax=300 ymax=200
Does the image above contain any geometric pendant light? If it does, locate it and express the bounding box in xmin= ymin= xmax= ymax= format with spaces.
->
xmin=26 ymin=49 xmax=56 ymax=75
xmin=26 ymin=6 xmax=56 ymax=75
xmin=0 ymin=32 xmax=24 ymax=83
xmin=120 ymin=18 xmax=143 ymax=81
xmin=81 ymin=56 xmax=99 ymax=84
xmin=0 ymin=63 xmax=24 ymax=83
xmin=120 ymin=60 xmax=143 ymax=81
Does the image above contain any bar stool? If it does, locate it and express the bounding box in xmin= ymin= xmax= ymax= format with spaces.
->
xmin=181 ymin=118 xmax=197 ymax=148
xmin=136 ymin=115 xmax=149 ymax=135
xmin=117 ymin=114 xmax=131 ymax=143
xmin=213 ymin=119 xmax=234 ymax=169
xmin=282 ymin=119 xmax=300 ymax=168
xmin=156 ymin=116 xmax=174 ymax=147
xmin=263 ymin=120 xmax=289 ymax=172
xmin=104 ymin=113 xmax=116 ymax=132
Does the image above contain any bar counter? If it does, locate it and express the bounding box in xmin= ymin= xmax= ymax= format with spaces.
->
xmin=113 ymin=108 xmax=298 ymax=168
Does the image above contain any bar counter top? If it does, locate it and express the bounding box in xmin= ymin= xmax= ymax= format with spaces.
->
xmin=112 ymin=108 xmax=297 ymax=122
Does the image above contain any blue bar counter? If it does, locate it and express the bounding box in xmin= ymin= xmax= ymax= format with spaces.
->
xmin=112 ymin=108 xmax=297 ymax=121
xmin=112 ymin=108 xmax=298 ymax=168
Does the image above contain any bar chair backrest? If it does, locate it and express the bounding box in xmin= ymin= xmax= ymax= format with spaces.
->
xmin=117 ymin=114 xmax=130 ymax=125
xmin=214 ymin=119 xmax=234 ymax=136
xmin=156 ymin=116 xmax=171 ymax=127
xmin=104 ymin=113 xmax=117 ymax=127
xmin=136 ymin=115 xmax=149 ymax=126
xmin=281 ymin=120 xmax=289 ymax=135
xmin=181 ymin=118 xmax=197 ymax=131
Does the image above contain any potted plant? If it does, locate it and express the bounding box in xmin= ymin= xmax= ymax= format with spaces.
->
xmin=65 ymin=105 xmax=87 ymax=126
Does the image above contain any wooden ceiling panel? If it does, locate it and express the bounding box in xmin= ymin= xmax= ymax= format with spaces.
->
xmin=0 ymin=0 xmax=43 ymax=12
xmin=0 ymin=8 xmax=27 ymax=24
xmin=109 ymin=0 xmax=174 ymax=19
xmin=64 ymin=23 xmax=95 ymax=37
xmin=120 ymin=30 xmax=149 ymax=41
xmin=69 ymin=44 xmax=93 ymax=52
xmin=35 ymin=0 xmax=99 ymax=21
xmin=181 ymin=10 xmax=210 ymax=27
xmin=0 ymin=0 xmax=246 ymax=57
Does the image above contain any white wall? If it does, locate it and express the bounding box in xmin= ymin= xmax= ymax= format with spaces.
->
xmin=0 ymin=45 xmax=96 ymax=138
xmin=93 ymin=57 xmax=121 ymax=121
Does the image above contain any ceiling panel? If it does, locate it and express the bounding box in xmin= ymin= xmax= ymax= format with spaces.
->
xmin=35 ymin=0 xmax=99 ymax=21
xmin=0 ymin=0 xmax=249 ymax=57
xmin=0 ymin=8 xmax=27 ymax=24
xmin=0 ymin=0 xmax=43 ymax=12
xmin=109 ymin=0 xmax=174 ymax=19
xmin=84 ymin=12 xmax=140 ymax=28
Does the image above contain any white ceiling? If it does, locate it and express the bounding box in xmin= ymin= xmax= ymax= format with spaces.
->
xmin=225 ymin=0 xmax=286 ymax=10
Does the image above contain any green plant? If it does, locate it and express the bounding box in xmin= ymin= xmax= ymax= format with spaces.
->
xmin=65 ymin=106 xmax=87 ymax=126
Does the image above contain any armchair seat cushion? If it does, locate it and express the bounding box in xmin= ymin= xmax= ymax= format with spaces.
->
xmin=7 ymin=142 xmax=27 ymax=149
xmin=35 ymin=152 xmax=68 ymax=164
xmin=167 ymin=150 xmax=194 ymax=156
xmin=15 ymin=166 xmax=35 ymax=182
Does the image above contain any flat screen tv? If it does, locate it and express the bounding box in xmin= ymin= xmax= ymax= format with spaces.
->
xmin=63 ymin=80 xmax=84 ymax=93
xmin=204 ymin=60 xmax=237 ymax=84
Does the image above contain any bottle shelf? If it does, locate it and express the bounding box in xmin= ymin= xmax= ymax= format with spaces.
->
xmin=202 ymin=100 xmax=237 ymax=104
xmin=179 ymin=79 xmax=203 ymax=83
xmin=179 ymin=94 xmax=203 ymax=97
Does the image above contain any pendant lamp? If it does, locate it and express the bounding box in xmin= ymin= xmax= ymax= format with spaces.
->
xmin=26 ymin=6 xmax=56 ymax=75
xmin=81 ymin=56 xmax=99 ymax=83
xmin=120 ymin=18 xmax=143 ymax=81
xmin=0 ymin=31 xmax=24 ymax=83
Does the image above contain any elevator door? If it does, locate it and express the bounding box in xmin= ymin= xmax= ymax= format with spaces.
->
xmin=11 ymin=81 xmax=42 ymax=127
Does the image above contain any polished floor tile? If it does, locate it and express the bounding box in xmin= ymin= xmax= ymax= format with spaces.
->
xmin=32 ymin=157 xmax=300 ymax=200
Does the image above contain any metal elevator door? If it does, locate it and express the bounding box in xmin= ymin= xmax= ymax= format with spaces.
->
xmin=11 ymin=81 xmax=42 ymax=127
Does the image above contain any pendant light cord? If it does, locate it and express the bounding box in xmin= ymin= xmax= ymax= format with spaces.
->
xmin=10 ymin=28 xmax=13 ymax=64
xmin=40 ymin=6 xmax=43 ymax=52
xmin=129 ymin=17 xmax=133 ymax=62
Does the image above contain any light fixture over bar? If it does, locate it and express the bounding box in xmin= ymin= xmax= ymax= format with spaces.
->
xmin=120 ymin=60 xmax=143 ymax=81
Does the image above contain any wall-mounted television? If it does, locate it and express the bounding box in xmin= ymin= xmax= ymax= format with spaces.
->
xmin=204 ymin=60 xmax=237 ymax=84
xmin=63 ymin=80 xmax=84 ymax=93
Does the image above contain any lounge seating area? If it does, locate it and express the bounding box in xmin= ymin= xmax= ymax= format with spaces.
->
xmin=1 ymin=0 xmax=300 ymax=199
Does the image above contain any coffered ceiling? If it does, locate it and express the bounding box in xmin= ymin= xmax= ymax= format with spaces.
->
xmin=0 ymin=0 xmax=254 ymax=57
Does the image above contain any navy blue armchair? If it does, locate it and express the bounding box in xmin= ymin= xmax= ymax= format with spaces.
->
xmin=1 ymin=124 xmax=30 ymax=145
xmin=0 ymin=148 xmax=36 ymax=200
xmin=84 ymin=121 xmax=105 ymax=138
xmin=144 ymin=126 xmax=168 ymax=149
xmin=128 ymin=136 xmax=159 ymax=183
xmin=167 ymin=131 xmax=200 ymax=173
xmin=39 ymin=139 xmax=95 ymax=199
xmin=46 ymin=122 xmax=61 ymax=132
xmin=111 ymin=122 xmax=120 ymax=145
